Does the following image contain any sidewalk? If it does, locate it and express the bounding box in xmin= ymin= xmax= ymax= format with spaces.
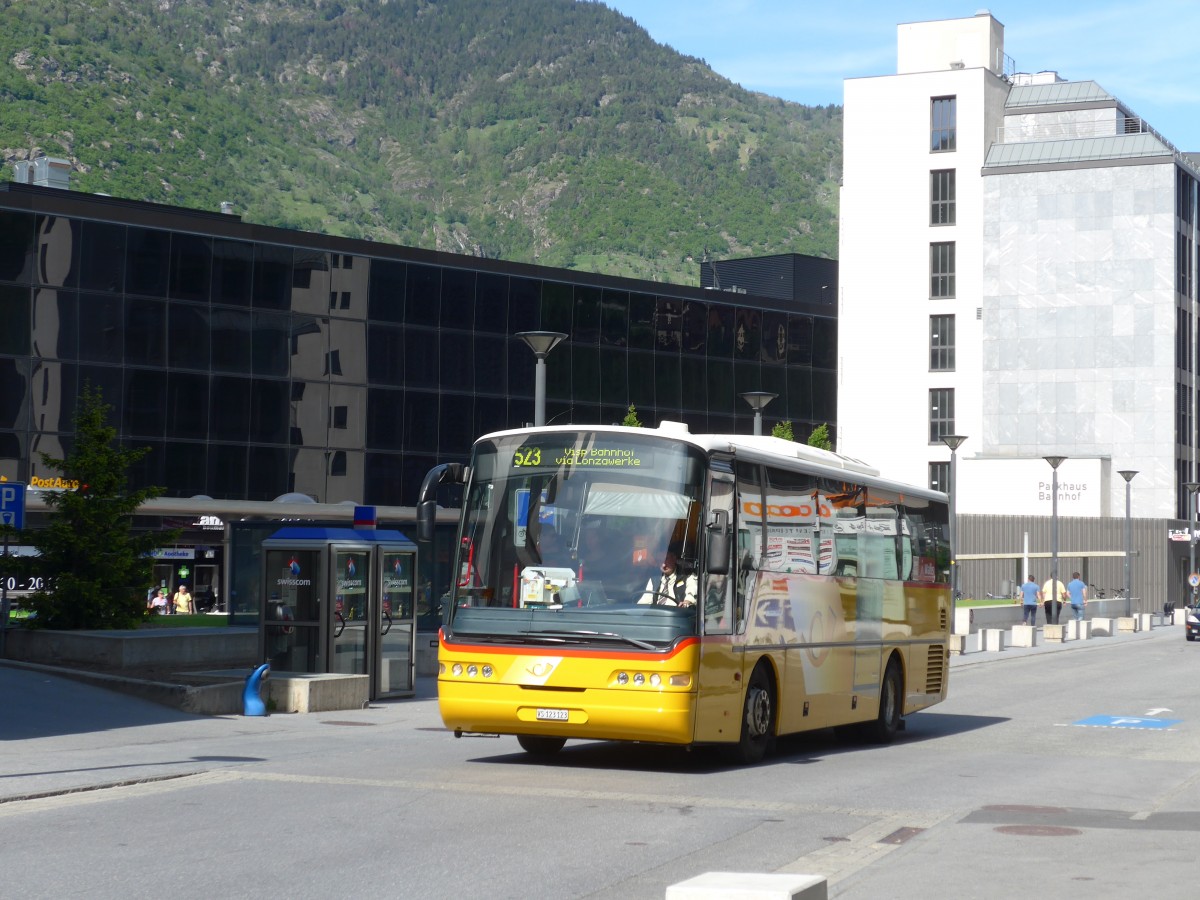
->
xmin=949 ymin=617 xmax=1178 ymax=668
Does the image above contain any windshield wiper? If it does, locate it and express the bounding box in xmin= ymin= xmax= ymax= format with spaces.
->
xmin=523 ymin=629 xmax=657 ymax=650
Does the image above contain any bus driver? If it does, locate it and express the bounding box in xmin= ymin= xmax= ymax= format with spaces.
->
xmin=639 ymin=548 xmax=697 ymax=607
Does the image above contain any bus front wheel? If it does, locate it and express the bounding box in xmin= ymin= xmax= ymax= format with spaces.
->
xmin=517 ymin=734 xmax=567 ymax=757
xmin=865 ymin=658 xmax=903 ymax=744
xmin=733 ymin=666 xmax=775 ymax=765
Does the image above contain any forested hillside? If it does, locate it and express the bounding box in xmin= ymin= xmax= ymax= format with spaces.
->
xmin=0 ymin=0 xmax=841 ymax=283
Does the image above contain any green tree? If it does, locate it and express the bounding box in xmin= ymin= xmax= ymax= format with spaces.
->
xmin=807 ymin=423 xmax=833 ymax=451
xmin=24 ymin=384 xmax=175 ymax=629
xmin=771 ymin=420 xmax=794 ymax=441
xmin=622 ymin=404 xmax=643 ymax=427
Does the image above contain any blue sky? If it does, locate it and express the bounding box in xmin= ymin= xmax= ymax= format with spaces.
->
xmin=602 ymin=1 xmax=1200 ymax=151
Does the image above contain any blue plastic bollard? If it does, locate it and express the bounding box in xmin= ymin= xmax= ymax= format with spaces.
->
xmin=243 ymin=662 xmax=270 ymax=716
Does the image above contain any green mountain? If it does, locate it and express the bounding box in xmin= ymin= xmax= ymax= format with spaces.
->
xmin=0 ymin=0 xmax=841 ymax=284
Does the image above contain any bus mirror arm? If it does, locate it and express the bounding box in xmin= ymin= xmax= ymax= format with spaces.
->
xmin=705 ymin=510 xmax=730 ymax=576
xmin=417 ymin=463 xmax=468 ymax=542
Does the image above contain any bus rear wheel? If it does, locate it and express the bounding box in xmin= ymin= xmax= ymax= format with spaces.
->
xmin=517 ymin=734 xmax=567 ymax=757
xmin=865 ymin=658 xmax=903 ymax=744
xmin=732 ymin=666 xmax=775 ymax=765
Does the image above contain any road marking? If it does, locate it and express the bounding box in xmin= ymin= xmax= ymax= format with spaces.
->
xmin=1071 ymin=715 xmax=1180 ymax=730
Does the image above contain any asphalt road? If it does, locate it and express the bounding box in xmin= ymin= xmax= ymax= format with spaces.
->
xmin=2 ymin=625 xmax=1198 ymax=899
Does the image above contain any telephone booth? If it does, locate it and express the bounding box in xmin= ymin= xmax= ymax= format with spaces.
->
xmin=261 ymin=527 xmax=418 ymax=699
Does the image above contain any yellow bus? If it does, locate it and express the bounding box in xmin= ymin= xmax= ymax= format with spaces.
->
xmin=417 ymin=421 xmax=951 ymax=763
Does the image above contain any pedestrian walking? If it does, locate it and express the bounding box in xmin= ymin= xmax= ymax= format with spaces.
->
xmin=1041 ymin=575 xmax=1066 ymax=625
xmin=1066 ymin=571 xmax=1087 ymax=622
xmin=1018 ymin=574 xmax=1041 ymax=626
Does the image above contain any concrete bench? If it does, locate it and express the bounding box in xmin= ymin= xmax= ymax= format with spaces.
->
xmin=1043 ymin=624 xmax=1068 ymax=643
xmin=1117 ymin=616 xmax=1139 ymax=633
xmin=982 ymin=628 xmax=1007 ymax=652
xmin=1090 ymin=617 xmax=1115 ymax=636
xmin=1066 ymin=620 xmax=1090 ymax=640
xmin=667 ymin=872 xmax=827 ymax=900
xmin=1010 ymin=624 xmax=1037 ymax=648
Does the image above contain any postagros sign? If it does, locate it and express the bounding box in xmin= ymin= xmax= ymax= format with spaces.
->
xmin=29 ymin=476 xmax=81 ymax=490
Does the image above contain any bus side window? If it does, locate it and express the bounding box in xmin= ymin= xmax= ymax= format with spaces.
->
xmin=735 ymin=462 xmax=763 ymax=634
xmin=705 ymin=475 xmax=735 ymax=634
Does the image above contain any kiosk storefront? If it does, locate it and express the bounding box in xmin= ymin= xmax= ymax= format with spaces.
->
xmin=262 ymin=527 xmax=418 ymax=699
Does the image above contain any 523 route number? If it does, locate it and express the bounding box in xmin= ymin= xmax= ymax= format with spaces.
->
xmin=513 ymin=447 xmax=543 ymax=467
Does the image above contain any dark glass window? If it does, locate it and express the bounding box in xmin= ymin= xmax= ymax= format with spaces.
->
xmin=629 ymin=351 xmax=654 ymax=408
xmin=0 ymin=284 xmax=31 ymax=356
xmin=211 ymin=375 xmax=252 ymax=441
xmin=440 ymin=330 xmax=473 ymax=391
xmin=125 ymin=369 xmax=167 ymax=438
xmin=163 ymin=441 xmax=207 ymax=497
xmin=34 ymin=215 xmax=80 ymax=288
xmin=600 ymin=290 xmax=628 ymax=347
xmin=707 ymin=359 xmax=734 ymax=415
xmin=628 ymin=293 xmax=655 ymax=350
xmin=761 ymin=311 xmax=787 ymax=364
xmin=404 ymin=326 xmax=439 ymax=389
xmin=440 ymin=268 xmax=475 ymax=329
xmin=166 ymin=373 xmax=209 ymax=440
xmin=599 ymin=347 xmax=627 ymax=407
xmin=707 ymin=305 xmax=734 ymax=357
xmin=80 ymin=366 xmax=123 ymax=426
xmin=813 ymin=370 xmax=836 ymax=422
xmin=366 ymin=324 xmax=404 ymax=387
xmin=405 ymin=264 xmax=440 ymax=326
xmin=440 ymin=395 xmax=475 ymax=454
xmin=734 ymin=309 xmax=760 ymax=361
xmin=168 ymin=304 xmax=211 ymax=370
xmin=403 ymin=391 xmax=439 ymax=451
xmin=574 ymin=286 xmax=601 ymax=344
xmin=249 ymin=378 xmax=290 ymax=444
xmin=127 ymin=440 xmax=165 ymax=490
xmin=366 ymin=388 xmax=404 ymax=448
xmin=32 ymin=288 xmax=75 ymax=360
xmin=169 ymin=234 xmax=212 ymax=302
xmin=930 ymin=314 xmax=955 ymax=371
xmin=125 ymin=298 xmax=166 ymax=367
xmin=508 ymin=277 xmax=539 ymax=333
xmin=786 ymin=368 xmax=812 ymax=421
xmin=368 ymin=259 xmax=405 ymax=323
xmin=507 ymin=337 xmax=534 ymax=400
xmin=812 ymin=317 xmax=836 ymax=370
xmin=474 ymin=334 xmax=507 ymax=396
xmin=247 ymin=446 xmax=289 ymax=500
xmin=573 ymin=343 xmax=600 ymax=402
xmin=253 ymin=244 xmax=292 ymax=310
xmin=546 ymin=339 xmax=570 ymax=402
xmin=252 ymin=312 xmax=290 ymax=376
xmin=475 ymin=272 xmax=507 ymax=334
xmin=929 ymin=387 xmax=955 ymax=443
xmin=930 ymin=242 xmax=956 ymax=298
xmin=655 ymin=298 xmax=682 ymax=352
xmin=655 ymin=352 xmax=681 ymax=413
xmin=681 ymin=302 xmax=707 ymax=353
xmin=762 ymin=366 xmax=785 ymax=411
xmin=931 ymin=96 xmax=957 ymax=152
xmin=210 ymin=308 xmax=252 ymax=373
xmin=473 ymin=397 xmax=509 ymax=439
xmin=126 ymin=227 xmax=170 ymax=297
xmin=931 ymin=169 xmax=956 ymax=225
xmin=681 ymin=356 xmax=705 ymax=413
xmin=541 ymin=281 xmax=572 ymax=336
xmin=734 ymin=360 xmax=761 ymax=400
xmin=929 ymin=461 xmax=949 ymax=492
xmin=366 ymin=452 xmax=405 ymax=506
xmin=77 ymin=293 xmax=123 ymax=363
xmin=0 ymin=209 xmax=36 ymax=283
xmin=78 ymin=221 xmax=125 ymax=293
xmin=787 ymin=316 xmax=813 ymax=367
xmin=0 ymin=358 xmax=30 ymax=431
xmin=211 ymin=239 xmax=253 ymax=306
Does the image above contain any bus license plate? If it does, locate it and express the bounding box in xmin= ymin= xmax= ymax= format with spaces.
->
xmin=536 ymin=707 xmax=569 ymax=721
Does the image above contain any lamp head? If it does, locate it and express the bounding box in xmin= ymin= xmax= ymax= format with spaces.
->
xmin=516 ymin=331 xmax=568 ymax=359
xmin=1118 ymin=470 xmax=1139 ymax=483
xmin=1043 ymin=455 xmax=1067 ymax=470
xmin=941 ymin=434 xmax=967 ymax=452
xmin=739 ymin=391 xmax=778 ymax=412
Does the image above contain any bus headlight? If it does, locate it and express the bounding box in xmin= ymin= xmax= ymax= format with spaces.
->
xmin=633 ymin=673 xmax=645 ymax=686
xmin=481 ymin=665 xmax=493 ymax=678
xmin=649 ymin=673 xmax=661 ymax=687
xmin=617 ymin=672 xmax=629 ymax=685
xmin=467 ymin=664 xmax=478 ymax=677
xmin=452 ymin=663 xmax=463 ymax=676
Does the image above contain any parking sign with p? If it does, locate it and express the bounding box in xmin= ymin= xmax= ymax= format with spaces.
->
xmin=0 ymin=482 xmax=26 ymax=530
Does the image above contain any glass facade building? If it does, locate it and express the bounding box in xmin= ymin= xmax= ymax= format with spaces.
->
xmin=0 ymin=183 xmax=837 ymax=507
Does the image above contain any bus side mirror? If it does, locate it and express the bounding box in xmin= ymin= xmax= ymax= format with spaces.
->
xmin=417 ymin=500 xmax=437 ymax=543
xmin=706 ymin=509 xmax=730 ymax=576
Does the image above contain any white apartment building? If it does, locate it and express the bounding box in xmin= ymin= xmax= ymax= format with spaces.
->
xmin=839 ymin=11 xmax=1197 ymax=527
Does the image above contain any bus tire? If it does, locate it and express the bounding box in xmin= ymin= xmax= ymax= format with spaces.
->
xmin=732 ymin=665 xmax=775 ymax=765
xmin=516 ymin=734 xmax=567 ymax=757
xmin=865 ymin=657 xmax=903 ymax=744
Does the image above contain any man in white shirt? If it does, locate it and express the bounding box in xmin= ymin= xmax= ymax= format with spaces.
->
xmin=639 ymin=550 xmax=697 ymax=607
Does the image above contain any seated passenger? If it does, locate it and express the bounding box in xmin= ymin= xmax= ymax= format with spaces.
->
xmin=639 ymin=548 xmax=697 ymax=607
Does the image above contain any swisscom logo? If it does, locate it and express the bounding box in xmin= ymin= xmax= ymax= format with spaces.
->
xmin=277 ymin=556 xmax=311 ymax=587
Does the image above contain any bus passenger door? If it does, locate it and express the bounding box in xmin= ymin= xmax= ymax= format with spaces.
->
xmin=694 ymin=472 xmax=742 ymax=743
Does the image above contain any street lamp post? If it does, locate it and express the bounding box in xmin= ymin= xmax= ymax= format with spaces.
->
xmin=1044 ymin=456 xmax=1067 ymax=624
xmin=941 ymin=435 xmax=967 ymax=604
xmin=739 ymin=391 xmax=778 ymax=436
xmin=515 ymin=331 xmax=567 ymax=427
xmin=1118 ymin=470 xmax=1138 ymax=617
xmin=1185 ymin=481 xmax=1200 ymax=610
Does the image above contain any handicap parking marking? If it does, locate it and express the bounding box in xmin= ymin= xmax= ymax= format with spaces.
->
xmin=1071 ymin=715 xmax=1181 ymax=730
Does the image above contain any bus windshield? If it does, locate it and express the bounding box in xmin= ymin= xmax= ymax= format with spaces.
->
xmin=447 ymin=430 xmax=707 ymax=647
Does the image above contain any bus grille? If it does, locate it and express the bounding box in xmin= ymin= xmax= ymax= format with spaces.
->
xmin=925 ymin=644 xmax=946 ymax=694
